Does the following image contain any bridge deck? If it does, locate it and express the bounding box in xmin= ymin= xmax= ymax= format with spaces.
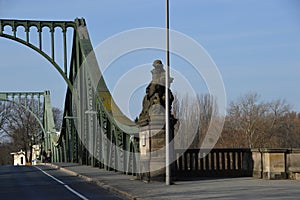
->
xmin=48 ymin=162 xmax=300 ymax=200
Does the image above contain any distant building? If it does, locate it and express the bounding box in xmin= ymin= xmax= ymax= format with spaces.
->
xmin=31 ymin=144 xmax=41 ymax=165
xmin=10 ymin=145 xmax=41 ymax=166
xmin=10 ymin=150 xmax=26 ymax=166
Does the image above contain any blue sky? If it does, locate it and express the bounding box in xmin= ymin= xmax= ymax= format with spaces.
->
xmin=0 ymin=0 xmax=299 ymax=114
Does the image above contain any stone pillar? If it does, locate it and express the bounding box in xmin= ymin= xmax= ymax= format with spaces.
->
xmin=287 ymin=149 xmax=300 ymax=180
xmin=251 ymin=148 xmax=300 ymax=180
xmin=261 ymin=149 xmax=287 ymax=179
xmin=137 ymin=60 xmax=177 ymax=182
xmin=139 ymin=116 xmax=165 ymax=181
xmin=251 ymin=149 xmax=262 ymax=178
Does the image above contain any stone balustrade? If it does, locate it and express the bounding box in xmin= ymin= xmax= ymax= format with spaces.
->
xmin=175 ymin=148 xmax=253 ymax=177
xmin=174 ymin=148 xmax=300 ymax=180
xmin=252 ymin=148 xmax=300 ymax=180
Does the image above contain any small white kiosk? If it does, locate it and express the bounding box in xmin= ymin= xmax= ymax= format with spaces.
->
xmin=11 ymin=150 xmax=26 ymax=166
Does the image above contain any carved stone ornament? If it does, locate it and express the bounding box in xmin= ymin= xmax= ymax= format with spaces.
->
xmin=137 ymin=60 xmax=176 ymax=126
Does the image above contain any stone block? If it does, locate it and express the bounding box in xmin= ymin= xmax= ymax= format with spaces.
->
xmin=138 ymin=124 xmax=169 ymax=181
xmin=287 ymin=149 xmax=300 ymax=179
xmin=251 ymin=149 xmax=262 ymax=178
xmin=261 ymin=149 xmax=287 ymax=180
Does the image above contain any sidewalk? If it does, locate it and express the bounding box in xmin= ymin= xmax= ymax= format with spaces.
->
xmin=47 ymin=162 xmax=300 ymax=200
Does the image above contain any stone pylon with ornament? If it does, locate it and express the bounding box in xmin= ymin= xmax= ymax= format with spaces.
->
xmin=137 ymin=60 xmax=177 ymax=182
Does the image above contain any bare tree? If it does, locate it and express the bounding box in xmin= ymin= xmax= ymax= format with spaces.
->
xmin=195 ymin=94 xmax=217 ymax=148
xmin=2 ymin=98 xmax=43 ymax=163
xmin=52 ymin=107 xmax=63 ymax=131
xmin=173 ymin=93 xmax=218 ymax=149
xmin=218 ymin=92 xmax=296 ymax=148
xmin=173 ymin=94 xmax=199 ymax=149
xmin=0 ymin=142 xmax=14 ymax=165
xmin=0 ymin=102 xmax=12 ymax=141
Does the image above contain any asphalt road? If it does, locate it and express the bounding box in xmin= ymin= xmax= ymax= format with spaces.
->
xmin=0 ymin=165 xmax=127 ymax=200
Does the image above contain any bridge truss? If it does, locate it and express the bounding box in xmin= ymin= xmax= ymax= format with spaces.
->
xmin=0 ymin=91 xmax=57 ymax=161
xmin=0 ymin=18 xmax=139 ymax=174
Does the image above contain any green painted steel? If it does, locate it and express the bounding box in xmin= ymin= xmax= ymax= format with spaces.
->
xmin=0 ymin=92 xmax=45 ymax=135
xmin=0 ymin=18 xmax=140 ymax=173
xmin=57 ymin=18 xmax=139 ymax=173
xmin=43 ymin=91 xmax=59 ymax=162
xmin=0 ymin=91 xmax=57 ymax=162
xmin=0 ymin=19 xmax=75 ymax=91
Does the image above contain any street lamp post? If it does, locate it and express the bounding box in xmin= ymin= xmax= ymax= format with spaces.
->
xmin=165 ymin=0 xmax=171 ymax=185
xmin=30 ymin=135 xmax=34 ymax=165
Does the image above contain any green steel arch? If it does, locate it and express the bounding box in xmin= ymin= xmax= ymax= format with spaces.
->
xmin=0 ymin=92 xmax=46 ymax=136
xmin=0 ymin=18 xmax=140 ymax=173
xmin=0 ymin=91 xmax=57 ymax=162
xmin=0 ymin=19 xmax=75 ymax=91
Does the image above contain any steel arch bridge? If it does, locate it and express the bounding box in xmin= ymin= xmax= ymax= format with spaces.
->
xmin=0 ymin=18 xmax=139 ymax=174
xmin=0 ymin=91 xmax=57 ymax=161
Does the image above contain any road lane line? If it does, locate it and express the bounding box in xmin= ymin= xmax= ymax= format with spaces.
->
xmin=36 ymin=166 xmax=65 ymax=184
xmin=34 ymin=166 xmax=89 ymax=200
xmin=64 ymin=185 xmax=89 ymax=200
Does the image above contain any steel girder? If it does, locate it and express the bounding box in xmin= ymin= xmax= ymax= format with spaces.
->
xmin=0 ymin=18 xmax=140 ymax=173
xmin=61 ymin=18 xmax=140 ymax=172
xmin=0 ymin=19 xmax=75 ymax=91
xmin=0 ymin=91 xmax=57 ymax=162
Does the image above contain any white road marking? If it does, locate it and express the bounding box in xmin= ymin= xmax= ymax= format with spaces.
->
xmin=34 ymin=166 xmax=89 ymax=200
xmin=64 ymin=185 xmax=89 ymax=200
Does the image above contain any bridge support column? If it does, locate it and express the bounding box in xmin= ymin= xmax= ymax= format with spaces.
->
xmin=252 ymin=148 xmax=288 ymax=179
xmin=137 ymin=60 xmax=177 ymax=182
xmin=138 ymin=116 xmax=169 ymax=182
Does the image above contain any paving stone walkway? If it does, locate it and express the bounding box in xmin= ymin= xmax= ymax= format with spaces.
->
xmin=47 ymin=163 xmax=300 ymax=200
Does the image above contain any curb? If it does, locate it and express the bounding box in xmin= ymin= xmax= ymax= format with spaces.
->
xmin=40 ymin=163 xmax=141 ymax=200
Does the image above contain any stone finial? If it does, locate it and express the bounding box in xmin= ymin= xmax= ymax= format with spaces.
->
xmin=153 ymin=59 xmax=163 ymax=69
xmin=151 ymin=60 xmax=165 ymax=85
xmin=137 ymin=60 xmax=177 ymax=125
